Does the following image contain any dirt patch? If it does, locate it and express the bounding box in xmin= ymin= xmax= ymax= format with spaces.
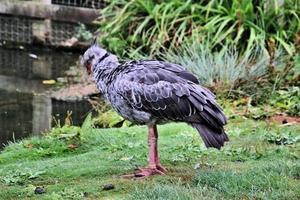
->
xmin=268 ymin=114 xmax=300 ymax=125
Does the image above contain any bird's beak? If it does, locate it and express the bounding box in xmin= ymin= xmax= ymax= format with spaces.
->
xmin=80 ymin=56 xmax=92 ymax=75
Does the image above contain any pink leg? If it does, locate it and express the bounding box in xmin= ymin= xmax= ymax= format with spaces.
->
xmin=152 ymin=124 xmax=166 ymax=172
xmin=122 ymin=124 xmax=167 ymax=178
xmin=148 ymin=123 xmax=158 ymax=167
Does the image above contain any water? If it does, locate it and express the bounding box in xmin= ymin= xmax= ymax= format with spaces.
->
xmin=0 ymin=47 xmax=92 ymax=148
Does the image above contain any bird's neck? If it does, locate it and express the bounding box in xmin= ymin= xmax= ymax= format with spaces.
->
xmin=92 ymin=54 xmax=119 ymax=95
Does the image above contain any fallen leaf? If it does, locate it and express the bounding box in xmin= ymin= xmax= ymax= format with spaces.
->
xmin=68 ymin=144 xmax=77 ymax=149
xmin=42 ymin=80 xmax=56 ymax=85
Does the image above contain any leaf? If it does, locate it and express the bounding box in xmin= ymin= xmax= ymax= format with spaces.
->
xmin=274 ymin=35 xmax=294 ymax=56
xmin=42 ymin=80 xmax=56 ymax=85
xmin=81 ymin=113 xmax=93 ymax=134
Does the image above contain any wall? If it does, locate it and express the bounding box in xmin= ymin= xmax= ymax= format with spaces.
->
xmin=0 ymin=0 xmax=101 ymax=47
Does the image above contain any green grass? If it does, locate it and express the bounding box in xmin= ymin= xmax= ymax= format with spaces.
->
xmin=0 ymin=117 xmax=299 ymax=200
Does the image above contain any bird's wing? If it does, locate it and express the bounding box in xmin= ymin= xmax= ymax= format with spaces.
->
xmin=113 ymin=60 xmax=226 ymax=128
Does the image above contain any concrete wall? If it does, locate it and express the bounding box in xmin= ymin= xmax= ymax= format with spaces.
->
xmin=0 ymin=0 xmax=99 ymax=46
xmin=0 ymin=1 xmax=99 ymax=24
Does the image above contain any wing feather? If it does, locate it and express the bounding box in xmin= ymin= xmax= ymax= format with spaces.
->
xmin=113 ymin=60 xmax=226 ymax=127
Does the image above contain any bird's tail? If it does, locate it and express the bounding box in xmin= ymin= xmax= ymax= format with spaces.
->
xmin=192 ymin=123 xmax=229 ymax=149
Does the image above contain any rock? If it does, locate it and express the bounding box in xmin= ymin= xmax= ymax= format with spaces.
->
xmin=57 ymin=77 xmax=67 ymax=83
xmin=34 ymin=186 xmax=45 ymax=194
xmin=61 ymin=37 xmax=79 ymax=47
xmin=102 ymin=184 xmax=115 ymax=191
xmin=29 ymin=53 xmax=38 ymax=59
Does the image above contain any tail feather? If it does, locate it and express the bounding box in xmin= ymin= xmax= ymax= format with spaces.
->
xmin=192 ymin=123 xmax=229 ymax=149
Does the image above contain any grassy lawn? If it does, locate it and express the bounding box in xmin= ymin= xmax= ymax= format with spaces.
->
xmin=0 ymin=116 xmax=299 ymax=200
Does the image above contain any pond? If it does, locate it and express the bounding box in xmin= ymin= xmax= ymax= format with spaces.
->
xmin=0 ymin=47 xmax=92 ymax=148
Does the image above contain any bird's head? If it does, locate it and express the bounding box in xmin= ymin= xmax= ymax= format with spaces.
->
xmin=81 ymin=38 xmax=111 ymax=75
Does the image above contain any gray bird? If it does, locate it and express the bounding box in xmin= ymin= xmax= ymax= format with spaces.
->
xmin=81 ymin=40 xmax=229 ymax=178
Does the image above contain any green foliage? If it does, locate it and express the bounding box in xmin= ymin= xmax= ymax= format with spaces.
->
xmin=0 ymin=137 xmax=74 ymax=163
xmin=97 ymin=0 xmax=300 ymax=106
xmin=198 ymin=0 xmax=299 ymax=54
xmin=99 ymin=0 xmax=300 ymax=57
xmin=48 ymin=188 xmax=86 ymax=200
xmin=270 ymin=86 xmax=300 ymax=116
xmin=47 ymin=125 xmax=81 ymax=144
xmin=89 ymin=99 xmax=132 ymax=128
xmin=222 ymin=146 xmax=264 ymax=161
xmin=168 ymin=132 xmax=204 ymax=162
xmin=1 ymin=169 xmax=44 ymax=186
xmin=93 ymin=109 xmax=125 ymax=128
xmin=100 ymin=0 xmax=199 ymax=56
xmin=93 ymin=109 xmax=133 ymax=128
xmin=20 ymin=184 xmax=37 ymax=197
xmin=265 ymin=129 xmax=300 ymax=145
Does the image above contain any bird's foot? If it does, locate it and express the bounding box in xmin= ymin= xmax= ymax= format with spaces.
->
xmin=122 ymin=164 xmax=167 ymax=179
xmin=155 ymin=164 xmax=167 ymax=173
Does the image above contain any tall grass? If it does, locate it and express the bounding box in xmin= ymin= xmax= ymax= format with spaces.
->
xmin=98 ymin=0 xmax=300 ymax=57
xmin=99 ymin=0 xmax=201 ymax=56
xmin=199 ymin=0 xmax=299 ymax=54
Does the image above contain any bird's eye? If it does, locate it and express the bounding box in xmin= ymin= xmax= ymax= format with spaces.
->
xmin=88 ymin=55 xmax=95 ymax=61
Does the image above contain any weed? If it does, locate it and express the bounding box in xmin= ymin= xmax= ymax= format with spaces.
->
xmin=1 ymin=169 xmax=45 ymax=186
xmin=264 ymin=130 xmax=299 ymax=145
xmin=93 ymin=109 xmax=126 ymax=128
xmin=270 ymin=86 xmax=300 ymax=116
xmin=47 ymin=125 xmax=81 ymax=143
xmin=48 ymin=188 xmax=86 ymax=200
xmin=222 ymin=146 xmax=264 ymax=162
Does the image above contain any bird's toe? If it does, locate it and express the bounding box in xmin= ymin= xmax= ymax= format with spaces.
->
xmin=156 ymin=164 xmax=167 ymax=173
xmin=121 ymin=166 xmax=166 ymax=179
